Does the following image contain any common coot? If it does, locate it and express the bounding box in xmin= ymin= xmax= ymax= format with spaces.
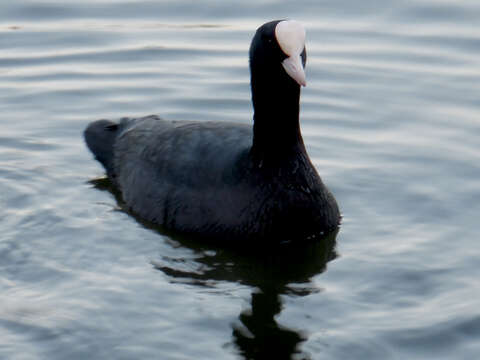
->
xmin=84 ymin=20 xmax=341 ymax=243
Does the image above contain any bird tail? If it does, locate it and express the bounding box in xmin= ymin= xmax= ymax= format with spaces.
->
xmin=84 ymin=119 xmax=119 ymax=177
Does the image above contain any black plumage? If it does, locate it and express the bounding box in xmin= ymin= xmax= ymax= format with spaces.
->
xmin=84 ymin=20 xmax=340 ymax=244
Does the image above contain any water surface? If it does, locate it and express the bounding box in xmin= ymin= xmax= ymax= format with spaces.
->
xmin=1 ymin=1 xmax=480 ymax=359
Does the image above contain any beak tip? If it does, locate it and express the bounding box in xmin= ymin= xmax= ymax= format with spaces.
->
xmin=298 ymin=75 xmax=307 ymax=87
xmin=282 ymin=56 xmax=307 ymax=87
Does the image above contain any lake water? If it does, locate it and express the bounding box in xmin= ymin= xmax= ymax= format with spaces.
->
xmin=1 ymin=1 xmax=479 ymax=359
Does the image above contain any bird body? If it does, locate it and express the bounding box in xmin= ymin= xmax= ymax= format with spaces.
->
xmin=85 ymin=20 xmax=340 ymax=244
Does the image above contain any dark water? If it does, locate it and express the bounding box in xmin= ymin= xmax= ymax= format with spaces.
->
xmin=1 ymin=1 xmax=480 ymax=359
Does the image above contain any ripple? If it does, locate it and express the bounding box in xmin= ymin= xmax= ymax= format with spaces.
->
xmin=1 ymin=2 xmax=480 ymax=359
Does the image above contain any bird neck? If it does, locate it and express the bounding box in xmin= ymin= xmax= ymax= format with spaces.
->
xmin=250 ymin=77 xmax=306 ymax=165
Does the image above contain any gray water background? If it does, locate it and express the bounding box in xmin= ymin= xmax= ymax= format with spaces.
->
xmin=1 ymin=1 xmax=479 ymax=359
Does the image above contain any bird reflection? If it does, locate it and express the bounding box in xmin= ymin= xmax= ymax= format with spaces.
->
xmin=90 ymin=177 xmax=338 ymax=360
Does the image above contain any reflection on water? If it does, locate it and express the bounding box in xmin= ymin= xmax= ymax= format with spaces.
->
xmin=159 ymin=233 xmax=338 ymax=360
xmin=91 ymin=177 xmax=338 ymax=359
xmin=158 ymin=235 xmax=336 ymax=360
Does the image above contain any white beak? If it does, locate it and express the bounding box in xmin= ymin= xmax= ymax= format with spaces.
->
xmin=282 ymin=55 xmax=306 ymax=87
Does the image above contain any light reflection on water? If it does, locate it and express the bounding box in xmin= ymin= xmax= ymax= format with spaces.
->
xmin=1 ymin=0 xmax=480 ymax=359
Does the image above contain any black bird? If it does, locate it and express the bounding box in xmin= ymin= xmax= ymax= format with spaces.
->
xmin=84 ymin=20 xmax=340 ymax=244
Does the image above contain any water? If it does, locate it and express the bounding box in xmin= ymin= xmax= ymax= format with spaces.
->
xmin=1 ymin=1 xmax=479 ymax=359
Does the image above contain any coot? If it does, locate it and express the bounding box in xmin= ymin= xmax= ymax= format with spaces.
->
xmin=85 ymin=20 xmax=340 ymax=243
